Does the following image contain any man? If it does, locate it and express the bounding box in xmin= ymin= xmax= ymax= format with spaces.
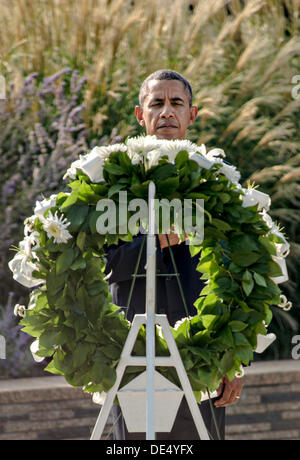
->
xmin=105 ymin=70 xmax=243 ymax=440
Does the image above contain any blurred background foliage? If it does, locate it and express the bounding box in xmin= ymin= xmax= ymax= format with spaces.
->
xmin=0 ymin=0 xmax=299 ymax=376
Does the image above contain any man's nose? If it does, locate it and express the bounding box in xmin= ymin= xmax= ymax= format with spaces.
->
xmin=160 ymin=103 xmax=174 ymax=118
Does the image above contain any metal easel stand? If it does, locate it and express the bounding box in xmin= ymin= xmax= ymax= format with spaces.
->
xmin=90 ymin=181 xmax=210 ymax=441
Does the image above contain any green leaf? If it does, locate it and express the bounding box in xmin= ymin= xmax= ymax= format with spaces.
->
xmin=76 ymin=231 xmax=86 ymax=251
xmin=101 ymin=345 xmax=121 ymax=360
xmin=108 ymin=183 xmax=126 ymax=198
xmin=218 ymin=193 xmax=231 ymax=204
xmin=232 ymin=251 xmax=261 ymax=267
xmin=156 ymin=176 xmax=179 ymax=196
xmin=151 ymin=163 xmax=175 ymax=180
xmin=218 ymin=326 xmax=234 ymax=347
xmin=66 ymin=204 xmax=89 ymax=232
xmin=242 ymin=270 xmax=254 ymax=296
xmin=229 ymin=321 xmax=248 ymax=332
xmin=56 ymin=248 xmax=75 ymax=275
xmin=233 ymin=332 xmax=250 ymax=346
xmin=70 ymin=257 xmax=86 ymax=271
xmin=219 ymin=351 xmax=235 ymax=374
xmin=175 ymin=150 xmax=189 ymax=168
xmin=201 ymin=314 xmax=218 ymax=329
xmin=253 ymin=272 xmax=267 ymax=287
xmin=60 ymin=193 xmax=80 ymax=211
xmin=104 ymin=163 xmax=126 ymax=175
xmin=235 ymin=346 xmax=253 ymax=363
xmin=39 ymin=328 xmax=60 ymax=350
xmin=73 ymin=343 xmax=93 ymax=367
xmin=188 ymin=245 xmax=202 ymax=257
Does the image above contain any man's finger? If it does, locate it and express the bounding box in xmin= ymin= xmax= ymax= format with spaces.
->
xmin=216 ymin=379 xmax=224 ymax=397
xmin=214 ymin=383 xmax=233 ymax=407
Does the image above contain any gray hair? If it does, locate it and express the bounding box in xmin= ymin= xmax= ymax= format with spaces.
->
xmin=138 ymin=69 xmax=193 ymax=108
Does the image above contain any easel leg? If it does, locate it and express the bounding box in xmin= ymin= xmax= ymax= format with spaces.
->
xmin=90 ymin=316 xmax=145 ymax=440
xmin=158 ymin=316 xmax=210 ymax=440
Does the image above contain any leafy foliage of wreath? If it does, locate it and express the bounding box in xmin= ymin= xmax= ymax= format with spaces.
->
xmin=9 ymin=136 xmax=291 ymax=402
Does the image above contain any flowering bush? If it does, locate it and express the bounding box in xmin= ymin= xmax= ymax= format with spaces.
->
xmin=0 ymin=69 xmax=121 ymax=305
xmin=0 ymin=292 xmax=45 ymax=379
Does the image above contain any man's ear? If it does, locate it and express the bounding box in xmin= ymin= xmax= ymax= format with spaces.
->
xmin=135 ymin=105 xmax=145 ymax=126
xmin=189 ymin=105 xmax=198 ymax=126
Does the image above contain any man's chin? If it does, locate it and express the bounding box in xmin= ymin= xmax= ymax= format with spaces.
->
xmin=154 ymin=129 xmax=182 ymax=140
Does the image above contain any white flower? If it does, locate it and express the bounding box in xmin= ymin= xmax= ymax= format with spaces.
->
xmin=145 ymin=148 xmax=165 ymax=169
xmin=63 ymin=155 xmax=87 ymax=180
xmin=259 ymin=213 xmax=289 ymax=257
xmin=92 ymin=144 xmax=127 ymax=160
xmin=188 ymin=152 xmax=213 ymax=170
xmin=260 ymin=210 xmax=280 ymax=232
xmin=80 ymin=149 xmax=106 ymax=183
xmin=126 ymin=135 xmax=160 ymax=155
xmin=275 ymin=240 xmax=290 ymax=258
xmin=42 ymin=210 xmax=72 ymax=244
xmin=30 ymin=340 xmax=45 ymax=363
xmin=242 ymin=188 xmax=271 ymax=212
xmin=13 ymin=304 xmax=26 ymax=318
xmin=217 ymin=162 xmax=241 ymax=185
xmin=205 ymin=148 xmax=226 ymax=160
xmin=270 ymin=255 xmax=289 ymax=284
xmin=159 ymin=138 xmax=199 ymax=154
xmin=235 ymin=365 xmax=244 ymax=379
xmin=34 ymin=194 xmax=57 ymax=219
xmin=8 ymin=251 xmax=44 ymax=288
xmin=92 ymin=392 xmax=107 ymax=405
xmin=255 ymin=332 xmax=277 ymax=353
xmin=278 ymin=295 xmax=292 ymax=311
xmin=173 ymin=316 xmax=193 ymax=330
xmin=127 ymin=150 xmax=143 ymax=165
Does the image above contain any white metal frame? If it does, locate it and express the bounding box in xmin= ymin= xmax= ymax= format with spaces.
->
xmin=90 ymin=181 xmax=210 ymax=441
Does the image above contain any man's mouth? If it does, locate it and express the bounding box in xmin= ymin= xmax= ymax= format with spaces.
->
xmin=157 ymin=125 xmax=177 ymax=129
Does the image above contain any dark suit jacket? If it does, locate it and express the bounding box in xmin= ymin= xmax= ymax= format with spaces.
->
xmin=103 ymin=234 xmax=205 ymax=327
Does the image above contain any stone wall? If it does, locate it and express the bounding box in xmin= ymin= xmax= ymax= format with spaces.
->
xmin=0 ymin=360 xmax=299 ymax=440
xmin=226 ymin=360 xmax=300 ymax=440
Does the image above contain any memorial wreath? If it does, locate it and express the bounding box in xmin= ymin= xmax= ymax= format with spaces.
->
xmin=9 ymin=135 xmax=291 ymax=402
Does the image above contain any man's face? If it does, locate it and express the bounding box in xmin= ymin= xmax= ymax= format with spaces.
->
xmin=135 ymin=79 xmax=198 ymax=140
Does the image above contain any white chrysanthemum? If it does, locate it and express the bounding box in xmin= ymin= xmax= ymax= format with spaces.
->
xmin=126 ymin=135 xmax=161 ymax=155
xmin=91 ymin=144 xmax=127 ymax=160
xmin=42 ymin=210 xmax=72 ymax=244
xmin=159 ymin=138 xmax=199 ymax=154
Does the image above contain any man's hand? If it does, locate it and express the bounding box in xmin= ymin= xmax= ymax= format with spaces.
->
xmin=158 ymin=225 xmax=188 ymax=250
xmin=214 ymin=376 xmax=243 ymax=407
